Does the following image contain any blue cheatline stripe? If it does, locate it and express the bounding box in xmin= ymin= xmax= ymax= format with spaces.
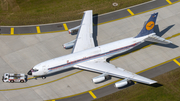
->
xmin=48 ymin=42 xmax=141 ymax=71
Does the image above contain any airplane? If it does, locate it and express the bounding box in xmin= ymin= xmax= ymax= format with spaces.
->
xmin=27 ymin=10 xmax=172 ymax=88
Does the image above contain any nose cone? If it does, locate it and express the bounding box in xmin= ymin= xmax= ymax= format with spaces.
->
xmin=27 ymin=70 xmax=32 ymax=75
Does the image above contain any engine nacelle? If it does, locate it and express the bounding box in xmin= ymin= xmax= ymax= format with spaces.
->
xmin=68 ymin=25 xmax=81 ymax=35
xmin=92 ymin=76 xmax=105 ymax=83
xmin=92 ymin=73 xmax=108 ymax=83
xmin=63 ymin=39 xmax=76 ymax=49
xmin=114 ymin=79 xmax=128 ymax=88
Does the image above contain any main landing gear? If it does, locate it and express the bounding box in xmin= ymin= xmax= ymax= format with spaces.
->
xmin=42 ymin=76 xmax=46 ymax=79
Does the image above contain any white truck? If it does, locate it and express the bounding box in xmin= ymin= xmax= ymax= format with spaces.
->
xmin=2 ymin=73 xmax=26 ymax=83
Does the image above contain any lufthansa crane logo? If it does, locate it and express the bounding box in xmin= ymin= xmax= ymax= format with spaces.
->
xmin=146 ymin=21 xmax=155 ymax=30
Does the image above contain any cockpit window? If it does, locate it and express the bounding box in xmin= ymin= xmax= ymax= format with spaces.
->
xmin=31 ymin=68 xmax=39 ymax=72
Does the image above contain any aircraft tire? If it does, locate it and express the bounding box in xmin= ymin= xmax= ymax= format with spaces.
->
xmin=42 ymin=76 xmax=46 ymax=79
xmin=10 ymin=80 xmax=14 ymax=83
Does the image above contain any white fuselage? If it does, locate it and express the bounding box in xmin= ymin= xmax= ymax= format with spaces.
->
xmin=31 ymin=35 xmax=150 ymax=76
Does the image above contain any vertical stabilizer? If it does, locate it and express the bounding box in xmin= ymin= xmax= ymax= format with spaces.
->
xmin=135 ymin=13 xmax=158 ymax=38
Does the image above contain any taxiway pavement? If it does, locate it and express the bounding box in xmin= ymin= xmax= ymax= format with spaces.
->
xmin=0 ymin=0 xmax=180 ymax=101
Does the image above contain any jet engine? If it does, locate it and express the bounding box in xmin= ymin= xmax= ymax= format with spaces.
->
xmin=92 ymin=73 xmax=108 ymax=83
xmin=63 ymin=39 xmax=76 ymax=49
xmin=114 ymin=78 xmax=128 ymax=88
xmin=68 ymin=25 xmax=81 ymax=35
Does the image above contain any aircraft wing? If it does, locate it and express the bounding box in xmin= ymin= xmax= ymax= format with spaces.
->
xmin=75 ymin=60 xmax=157 ymax=85
xmin=72 ymin=10 xmax=95 ymax=53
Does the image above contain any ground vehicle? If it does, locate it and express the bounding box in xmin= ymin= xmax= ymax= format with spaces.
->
xmin=2 ymin=73 xmax=26 ymax=83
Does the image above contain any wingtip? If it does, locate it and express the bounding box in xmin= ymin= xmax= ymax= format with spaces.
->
xmin=149 ymin=80 xmax=157 ymax=85
xmin=84 ymin=10 xmax=93 ymax=13
xmin=152 ymin=12 xmax=158 ymax=17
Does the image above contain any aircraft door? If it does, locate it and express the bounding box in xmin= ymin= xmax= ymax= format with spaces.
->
xmin=43 ymin=65 xmax=48 ymax=74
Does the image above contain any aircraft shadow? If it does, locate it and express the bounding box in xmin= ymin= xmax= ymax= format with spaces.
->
xmin=154 ymin=24 xmax=175 ymax=37
xmin=155 ymin=43 xmax=178 ymax=48
xmin=93 ymin=14 xmax=98 ymax=46
xmin=154 ymin=24 xmax=178 ymax=48
xmin=138 ymin=82 xmax=163 ymax=88
xmin=45 ymin=68 xmax=76 ymax=77
xmin=94 ymin=75 xmax=112 ymax=84
xmin=116 ymin=81 xmax=162 ymax=89
xmin=70 ymin=31 xmax=78 ymax=35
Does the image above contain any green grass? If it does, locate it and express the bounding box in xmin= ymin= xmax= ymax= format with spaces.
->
xmin=94 ymin=67 xmax=180 ymax=101
xmin=0 ymin=0 xmax=150 ymax=25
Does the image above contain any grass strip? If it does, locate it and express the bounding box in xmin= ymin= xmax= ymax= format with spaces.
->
xmin=0 ymin=0 xmax=150 ymax=25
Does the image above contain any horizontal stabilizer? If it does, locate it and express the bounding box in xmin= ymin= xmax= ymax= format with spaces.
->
xmin=68 ymin=25 xmax=81 ymax=34
xmin=145 ymin=34 xmax=172 ymax=44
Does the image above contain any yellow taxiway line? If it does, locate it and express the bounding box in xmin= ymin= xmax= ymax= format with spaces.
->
xmin=0 ymin=31 xmax=179 ymax=92
xmin=1 ymin=1 xmax=180 ymax=100
xmin=48 ymin=56 xmax=180 ymax=101
xmin=127 ymin=9 xmax=134 ymax=16
xmin=89 ymin=91 xmax=97 ymax=99
xmin=10 ymin=31 xmax=179 ymax=92
xmin=173 ymin=59 xmax=180 ymax=66
xmin=10 ymin=28 xmax=14 ymax=35
xmin=166 ymin=0 xmax=172 ymax=4
xmin=0 ymin=0 xmax=178 ymax=36
xmin=36 ymin=26 xmax=41 ymax=33
xmin=63 ymin=23 xmax=68 ymax=31
xmin=47 ymin=30 xmax=180 ymax=101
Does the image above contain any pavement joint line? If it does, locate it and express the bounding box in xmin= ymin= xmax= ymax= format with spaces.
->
xmin=89 ymin=91 xmax=97 ymax=99
xmin=173 ymin=59 xmax=180 ymax=66
xmin=63 ymin=23 xmax=68 ymax=31
xmin=127 ymin=9 xmax=134 ymax=16
xmin=36 ymin=26 xmax=41 ymax=33
xmin=10 ymin=28 xmax=14 ymax=35
xmin=166 ymin=0 xmax=172 ymax=4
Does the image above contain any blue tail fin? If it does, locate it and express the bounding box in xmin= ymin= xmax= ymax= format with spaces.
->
xmin=135 ymin=12 xmax=158 ymax=38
